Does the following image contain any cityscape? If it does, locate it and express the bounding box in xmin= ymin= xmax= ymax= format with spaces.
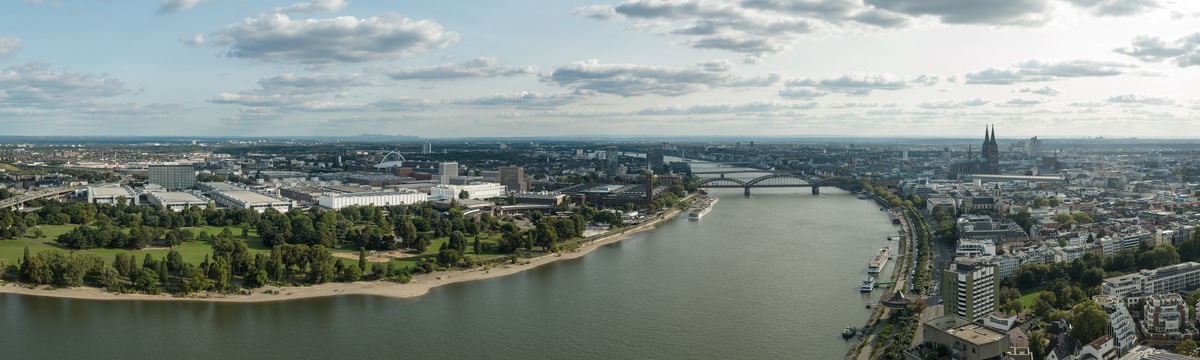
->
xmin=4 ymin=1 xmax=1200 ymax=359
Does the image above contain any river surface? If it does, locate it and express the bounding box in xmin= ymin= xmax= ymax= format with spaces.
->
xmin=1 ymin=163 xmax=900 ymax=359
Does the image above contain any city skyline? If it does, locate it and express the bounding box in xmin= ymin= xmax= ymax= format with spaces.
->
xmin=3 ymin=0 xmax=1200 ymax=138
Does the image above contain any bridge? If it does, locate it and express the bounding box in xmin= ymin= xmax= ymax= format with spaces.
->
xmin=696 ymin=171 xmax=862 ymax=196
xmin=1 ymin=184 xmax=94 ymax=210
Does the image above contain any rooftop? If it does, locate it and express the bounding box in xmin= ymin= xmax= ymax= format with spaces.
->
xmin=148 ymin=191 xmax=207 ymax=204
xmin=88 ymin=186 xmax=134 ymax=198
xmin=219 ymin=190 xmax=289 ymax=205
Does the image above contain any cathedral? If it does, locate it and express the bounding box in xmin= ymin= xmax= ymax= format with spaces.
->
xmin=950 ymin=126 xmax=1000 ymax=178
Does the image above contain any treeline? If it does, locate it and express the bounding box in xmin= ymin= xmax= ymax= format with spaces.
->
xmin=9 ymin=232 xmax=413 ymax=295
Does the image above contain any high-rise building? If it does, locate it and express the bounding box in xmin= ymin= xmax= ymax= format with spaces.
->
xmin=149 ymin=164 xmax=196 ymax=190
xmin=422 ymin=141 xmax=432 ymax=154
xmin=438 ymin=162 xmax=458 ymax=185
xmin=605 ymin=146 xmax=618 ymax=177
xmin=647 ymin=150 xmax=664 ymax=170
xmin=498 ymin=166 xmax=527 ymax=192
xmin=942 ymin=259 xmax=998 ymax=321
xmin=1028 ymin=136 xmax=1042 ymax=156
xmin=948 ymin=125 xmax=1001 ymax=177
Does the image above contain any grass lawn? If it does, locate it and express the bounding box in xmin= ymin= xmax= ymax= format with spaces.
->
xmin=1020 ymin=287 xmax=1046 ymax=309
xmin=0 ymin=163 xmax=20 ymax=172
xmin=0 ymin=224 xmax=268 ymax=266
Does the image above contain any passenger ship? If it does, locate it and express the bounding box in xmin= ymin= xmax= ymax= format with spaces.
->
xmin=860 ymin=276 xmax=875 ymax=292
xmin=867 ymin=247 xmax=890 ymax=274
xmin=688 ymin=197 xmax=719 ymax=220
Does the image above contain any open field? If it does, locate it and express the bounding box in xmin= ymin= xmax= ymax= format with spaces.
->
xmin=1019 ymin=287 xmax=1046 ymax=309
xmin=0 ymin=225 xmax=268 ymax=266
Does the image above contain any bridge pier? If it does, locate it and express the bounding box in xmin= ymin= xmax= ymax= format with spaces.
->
xmin=744 ymin=186 xmax=750 ymax=196
xmin=812 ymin=186 xmax=820 ymax=195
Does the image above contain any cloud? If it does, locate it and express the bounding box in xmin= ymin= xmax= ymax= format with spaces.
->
xmin=540 ymin=59 xmax=779 ymax=97
xmin=373 ymin=57 xmax=536 ymax=81
xmin=0 ymin=36 xmax=21 ymax=58
xmin=1114 ymin=33 xmax=1200 ymax=67
xmin=257 ymin=73 xmax=382 ymax=94
xmin=207 ymin=93 xmax=312 ymax=107
xmin=0 ymin=62 xmax=130 ymax=107
xmin=574 ymin=0 xmax=831 ymax=61
xmin=1063 ymin=0 xmax=1159 ymax=16
xmin=178 ymin=34 xmax=205 ymax=47
xmin=965 ymin=59 xmax=1137 ymax=84
xmin=917 ymin=98 xmax=991 ymax=109
xmin=996 ymin=98 xmax=1048 ymax=107
xmin=1016 ymin=86 xmax=1060 ymax=96
xmin=157 ymin=0 xmax=203 ymax=14
xmin=637 ymin=101 xmax=818 ymax=115
xmin=848 ymin=9 xmax=911 ymax=27
xmin=369 ymin=97 xmax=435 ymax=112
xmin=780 ymin=72 xmax=939 ymax=97
xmin=276 ymin=0 xmax=349 ymax=14
xmin=863 ymin=0 xmax=1049 ymax=25
xmin=207 ymin=13 xmax=459 ymax=66
xmin=450 ymin=91 xmax=589 ymax=109
xmin=1104 ymin=94 xmax=1175 ymax=106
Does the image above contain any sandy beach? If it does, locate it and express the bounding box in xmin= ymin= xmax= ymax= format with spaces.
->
xmin=0 ymin=208 xmax=683 ymax=303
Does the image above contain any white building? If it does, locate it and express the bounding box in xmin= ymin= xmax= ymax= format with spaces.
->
xmin=1100 ymin=236 xmax=1121 ymax=257
xmin=431 ymin=182 xmax=507 ymax=200
xmin=942 ymin=260 xmax=998 ymax=322
xmin=208 ymin=189 xmax=292 ymax=213
xmin=1142 ymin=294 xmax=1188 ymax=336
xmin=956 ymin=240 xmax=995 ymax=258
xmin=145 ymin=191 xmax=208 ymax=212
xmin=319 ymin=191 xmax=428 ymax=209
xmin=987 ymin=255 xmax=1022 ymax=279
xmin=439 ymin=162 xmax=458 ymax=185
xmin=1102 ymin=262 xmax=1200 ymax=300
xmin=1094 ymin=295 xmax=1137 ymax=356
xmin=87 ymin=185 xmax=137 ymax=204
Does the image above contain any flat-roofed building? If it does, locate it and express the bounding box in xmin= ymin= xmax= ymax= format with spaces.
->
xmin=432 ymin=182 xmax=506 ymax=200
xmin=87 ymin=185 xmax=137 ymax=204
xmin=922 ymin=315 xmax=1010 ymax=360
xmin=498 ymin=166 xmax=527 ymax=192
xmin=319 ymin=190 xmax=428 ymax=209
xmin=1095 ymin=295 xmax=1137 ymax=356
xmin=146 ymin=191 xmax=208 ymax=212
xmin=149 ymin=164 xmax=196 ymax=190
xmin=206 ymin=188 xmax=292 ymax=213
xmin=1102 ymin=262 xmax=1200 ymax=301
xmin=943 ymin=259 xmax=998 ymax=322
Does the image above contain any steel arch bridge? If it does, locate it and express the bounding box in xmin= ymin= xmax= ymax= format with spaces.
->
xmin=374 ymin=151 xmax=407 ymax=168
xmin=697 ymin=173 xmax=862 ymax=196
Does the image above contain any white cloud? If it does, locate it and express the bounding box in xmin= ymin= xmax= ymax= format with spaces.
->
xmin=965 ymin=59 xmax=1137 ymax=84
xmin=450 ymin=91 xmax=588 ymax=109
xmin=0 ymin=36 xmax=21 ymax=58
xmin=1114 ymin=33 xmax=1200 ymax=67
xmin=995 ymin=98 xmax=1048 ymax=107
xmin=917 ymin=98 xmax=991 ymax=109
xmin=863 ymin=0 xmax=1050 ymax=25
xmin=157 ymin=0 xmax=203 ymax=14
xmin=637 ymin=101 xmax=819 ymax=115
xmin=276 ymin=0 xmax=349 ymax=14
xmin=780 ymin=72 xmax=939 ymax=97
xmin=178 ymin=34 xmax=205 ymax=47
xmin=373 ymin=57 xmax=536 ymax=81
xmin=540 ymin=59 xmax=779 ymax=97
xmin=1104 ymin=94 xmax=1175 ymax=106
xmin=1016 ymin=86 xmax=1061 ymax=96
xmin=207 ymin=13 xmax=459 ymax=66
xmin=0 ymin=62 xmax=129 ymax=106
xmin=1063 ymin=0 xmax=1160 ymax=16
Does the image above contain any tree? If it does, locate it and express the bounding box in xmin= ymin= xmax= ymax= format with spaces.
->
xmin=166 ymin=250 xmax=185 ymax=280
xmin=344 ymin=264 xmax=362 ymax=282
xmin=458 ymin=190 xmax=470 ymax=199
xmin=358 ymin=246 xmax=368 ymax=273
xmin=473 ymin=235 xmax=482 ymax=255
xmin=185 ymin=267 xmax=210 ymax=294
xmin=1069 ymin=301 xmax=1109 ymax=344
xmin=1177 ymin=339 xmax=1197 ymax=357
xmin=135 ymin=268 xmax=161 ymax=294
xmin=96 ymin=266 xmax=121 ymax=293
xmin=448 ymin=231 xmax=467 ymax=254
xmin=437 ymin=249 xmax=462 ymax=267
xmin=1029 ymin=330 xmax=1046 ymax=360
xmin=244 ymin=269 xmax=268 ymax=289
xmin=1080 ymin=267 xmax=1106 ymax=289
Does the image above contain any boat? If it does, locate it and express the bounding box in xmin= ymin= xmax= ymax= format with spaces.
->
xmin=867 ymin=247 xmax=890 ymax=274
xmin=860 ymin=276 xmax=875 ymax=292
xmin=856 ymin=194 xmax=868 ymax=200
xmin=688 ymin=196 xmax=718 ymax=220
xmin=842 ymin=326 xmax=856 ymax=339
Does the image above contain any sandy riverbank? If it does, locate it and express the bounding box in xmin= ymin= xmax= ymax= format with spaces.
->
xmin=0 ymin=208 xmax=684 ymax=303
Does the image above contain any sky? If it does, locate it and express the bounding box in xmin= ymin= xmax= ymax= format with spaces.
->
xmin=2 ymin=0 xmax=1200 ymax=138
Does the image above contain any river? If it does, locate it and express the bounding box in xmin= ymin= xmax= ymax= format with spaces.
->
xmin=1 ymin=163 xmax=900 ymax=359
